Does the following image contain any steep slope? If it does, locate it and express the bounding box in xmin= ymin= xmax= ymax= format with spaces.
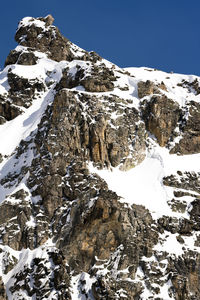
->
xmin=0 ymin=15 xmax=200 ymax=300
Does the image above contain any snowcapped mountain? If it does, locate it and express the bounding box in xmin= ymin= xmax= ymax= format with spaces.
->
xmin=0 ymin=15 xmax=200 ymax=300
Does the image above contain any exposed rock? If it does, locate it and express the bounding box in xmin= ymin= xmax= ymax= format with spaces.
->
xmin=0 ymin=191 xmax=34 ymax=250
xmin=17 ymin=50 xmax=38 ymax=65
xmin=14 ymin=16 xmax=101 ymax=64
xmin=4 ymin=50 xmax=21 ymax=66
xmin=168 ymin=252 xmax=200 ymax=300
xmin=0 ymin=68 xmax=46 ymax=122
xmin=1 ymin=14 xmax=200 ymax=300
xmin=171 ymin=101 xmax=200 ymax=154
xmin=31 ymin=89 xmax=146 ymax=173
xmin=1 ymin=251 xmax=18 ymax=274
xmin=0 ymin=67 xmax=46 ymax=122
xmin=0 ymin=277 xmax=7 ymax=300
xmin=142 ymin=94 xmax=181 ymax=146
xmin=168 ymin=198 xmax=187 ymax=213
xmin=194 ymin=235 xmax=200 ymax=247
xmin=82 ymin=66 xmax=116 ymax=92
xmin=92 ymin=276 xmax=143 ymax=299
xmin=157 ymin=216 xmax=194 ymax=235
xmin=57 ymin=62 xmax=116 ymax=92
xmin=58 ymin=194 xmax=158 ymax=273
xmin=137 ymin=80 xmax=167 ymax=99
xmin=8 ymin=249 xmax=71 ymax=299
xmin=163 ymin=171 xmax=200 ymax=194
xmin=177 ymin=78 xmax=200 ymax=95
xmin=7 ymin=69 xmax=46 ymax=108
xmin=21 ymin=89 xmax=146 ymax=242
xmin=42 ymin=14 xmax=55 ymax=26
xmin=138 ymin=80 xmax=160 ymax=98
xmin=0 ymin=116 xmax=6 ymax=124
xmin=15 ymin=16 xmax=74 ymax=62
xmin=189 ymin=199 xmax=200 ymax=229
xmin=5 ymin=49 xmax=38 ymax=66
xmin=0 ymin=95 xmax=22 ymax=121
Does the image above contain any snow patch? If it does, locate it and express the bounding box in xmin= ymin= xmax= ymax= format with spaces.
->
xmin=89 ymin=140 xmax=200 ymax=219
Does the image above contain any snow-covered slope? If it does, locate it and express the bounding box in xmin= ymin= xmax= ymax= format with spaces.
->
xmin=0 ymin=15 xmax=200 ymax=300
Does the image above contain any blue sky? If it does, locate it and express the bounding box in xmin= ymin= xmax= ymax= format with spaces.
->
xmin=1 ymin=0 xmax=200 ymax=75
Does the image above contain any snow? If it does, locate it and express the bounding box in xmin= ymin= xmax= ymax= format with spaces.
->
xmin=1 ymin=240 xmax=57 ymax=299
xmin=26 ymin=216 xmax=36 ymax=228
xmin=71 ymin=273 xmax=96 ymax=300
xmin=125 ymin=67 xmax=200 ymax=106
xmin=0 ymin=49 xmax=71 ymax=296
xmin=0 ymin=58 xmax=67 ymax=156
xmin=153 ymin=280 xmax=173 ymax=300
xmin=89 ymin=139 xmax=200 ymax=219
xmin=0 ymin=32 xmax=200 ymax=298
xmin=0 ymin=68 xmax=10 ymax=95
xmin=70 ymin=43 xmax=87 ymax=58
xmin=0 ymin=56 xmax=69 ymax=210
xmin=18 ymin=17 xmax=47 ymax=31
xmin=134 ymin=257 xmax=174 ymax=299
xmin=155 ymin=233 xmax=184 ymax=256
xmin=0 ymin=91 xmax=49 ymax=156
xmin=67 ymin=60 xmax=92 ymax=79
xmin=154 ymin=231 xmax=200 ymax=256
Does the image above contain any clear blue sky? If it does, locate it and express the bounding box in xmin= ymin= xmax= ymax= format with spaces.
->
xmin=1 ymin=0 xmax=200 ymax=75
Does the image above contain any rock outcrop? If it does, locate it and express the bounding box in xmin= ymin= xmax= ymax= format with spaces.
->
xmin=58 ymin=62 xmax=116 ymax=92
xmin=137 ymin=80 xmax=167 ymax=99
xmin=170 ymin=101 xmax=200 ymax=154
xmin=142 ymin=94 xmax=181 ymax=147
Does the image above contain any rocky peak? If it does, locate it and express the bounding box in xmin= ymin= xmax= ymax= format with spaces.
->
xmin=15 ymin=15 xmax=73 ymax=61
xmin=5 ymin=15 xmax=102 ymax=67
xmin=0 ymin=15 xmax=200 ymax=300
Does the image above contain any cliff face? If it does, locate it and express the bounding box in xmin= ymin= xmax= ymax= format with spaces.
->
xmin=0 ymin=15 xmax=200 ymax=300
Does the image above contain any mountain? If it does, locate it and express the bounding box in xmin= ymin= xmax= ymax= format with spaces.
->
xmin=0 ymin=15 xmax=200 ymax=300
